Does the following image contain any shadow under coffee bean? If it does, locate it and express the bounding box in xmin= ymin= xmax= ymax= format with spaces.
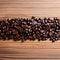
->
xmin=0 ymin=16 xmax=60 ymax=42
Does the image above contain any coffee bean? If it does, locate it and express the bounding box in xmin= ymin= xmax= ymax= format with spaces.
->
xmin=0 ymin=17 xmax=60 ymax=42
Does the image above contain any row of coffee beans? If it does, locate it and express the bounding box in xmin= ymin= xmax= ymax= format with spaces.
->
xmin=0 ymin=16 xmax=60 ymax=42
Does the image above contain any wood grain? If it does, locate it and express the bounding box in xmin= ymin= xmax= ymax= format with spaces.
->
xmin=0 ymin=0 xmax=60 ymax=60
xmin=0 ymin=0 xmax=60 ymax=18
xmin=0 ymin=40 xmax=60 ymax=60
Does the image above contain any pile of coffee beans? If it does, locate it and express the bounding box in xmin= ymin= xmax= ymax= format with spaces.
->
xmin=0 ymin=16 xmax=60 ymax=42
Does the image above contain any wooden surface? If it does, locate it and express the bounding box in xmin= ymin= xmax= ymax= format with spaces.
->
xmin=1 ymin=0 xmax=60 ymax=18
xmin=0 ymin=0 xmax=60 ymax=60
xmin=0 ymin=40 xmax=60 ymax=60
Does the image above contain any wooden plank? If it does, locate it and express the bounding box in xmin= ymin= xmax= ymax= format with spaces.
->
xmin=0 ymin=8 xmax=60 ymax=17
xmin=0 ymin=7 xmax=60 ymax=10
xmin=0 ymin=59 xmax=60 ymax=60
xmin=0 ymin=3 xmax=60 ymax=8
xmin=0 ymin=0 xmax=60 ymax=3
xmin=0 ymin=3 xmax=60 ymax=17
xmin=1 ymin=40 xmax=60 ymax=59
xmin=0 ymin=9 xmax=60 ymax=16
xmin=0 ymin=40 xmax=60 ymax=49
xmin=0 ymin=48 xmax=60 ymax=59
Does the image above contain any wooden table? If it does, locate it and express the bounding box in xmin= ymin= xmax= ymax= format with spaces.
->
xmin=0 ymin=0 xmax=60 ymax=60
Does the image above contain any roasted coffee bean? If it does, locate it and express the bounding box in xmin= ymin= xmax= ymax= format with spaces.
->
xmin=0 ymin=16 xmax=60 ymax=42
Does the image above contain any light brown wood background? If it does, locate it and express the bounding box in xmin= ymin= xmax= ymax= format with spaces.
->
xmin=0 ymin=0 xmax=60 ymax=60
